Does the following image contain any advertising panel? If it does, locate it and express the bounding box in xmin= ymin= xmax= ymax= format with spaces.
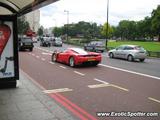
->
xmin=0 ymin=15 xmax=19 ymax=81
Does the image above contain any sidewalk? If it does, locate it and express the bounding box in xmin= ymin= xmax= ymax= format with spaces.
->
xmin=0 ymin=71 xmax=79 ymax=120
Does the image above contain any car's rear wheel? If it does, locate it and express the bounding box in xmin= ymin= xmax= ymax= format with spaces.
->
xmin=127 ymin=55 xmax=134 ymax=62
xmin=109 ymin=52 xmax=114 ymax=58
xmin=52 ymin=53 xmax=57 ymax=62
xmin=69 ymin=57 xmax=75 ymax=67
xmin=30 ymin=48 xmax=33 ymax=51
xmin=139 ymin=58 xmax=145 ymax=62
xmin=92 ymin=62 xmax=99 ymax=66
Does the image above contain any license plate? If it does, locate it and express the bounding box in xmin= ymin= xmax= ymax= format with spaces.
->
xmin=88 ymin=59 xmax=95 ymax=61
xmin=25 ymin=43 xmax=31 ymax=45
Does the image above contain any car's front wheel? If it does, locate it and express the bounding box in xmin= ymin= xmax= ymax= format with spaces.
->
xmin=109 ymin=52 xmax=114 ymax=58
xmin=52 ymin=53 xmax=57 ymax=62
xmin=69 ymin=57 xmax=75 ymax=67
xmin=127 ymin=55 xmax=134 ymax=62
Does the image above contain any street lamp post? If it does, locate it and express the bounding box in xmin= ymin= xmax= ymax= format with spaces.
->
xmin=64 ymin=10 xmax=69 ymax=41
xmin=106 ymin=0 xmax=109 ymax=49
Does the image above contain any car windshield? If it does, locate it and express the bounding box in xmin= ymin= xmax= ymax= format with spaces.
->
xmin=135 ymin=46 xmax=145 ymax=50
xmin=91 ymin=41 xmax=104 ymax=46
xmin=21 ymin=38 xmax=32 ymax=42
xmin=55 ymin=38 xmax=62 ymax=41
xmin=70 ymin=48 xmax=88 ymax=54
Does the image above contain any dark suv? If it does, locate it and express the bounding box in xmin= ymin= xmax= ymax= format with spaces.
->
xmin=19 ymin=37 xmax=34 ymax=51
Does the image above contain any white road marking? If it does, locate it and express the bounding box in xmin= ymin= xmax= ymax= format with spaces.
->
xmin=90 ymin=78 xmax=129 ymax=92
xmin=28 ymin=53 xmax=31 ymax=55
xmin=59 ymin=66 xmax=67 ymax=69
xmin=42 ymin=52 xmax=52 ymax=56
xmin=32 ymin=53 xmax=35 ymax=56
xmin=36 ymin=56 xmax=40 ymax=58
xmin=41 ymin=58 xmax=46 ymax=61
xmin=74 ymin=71 xmax=85 ymax=76
xmin=110 ymin=84 xmax=129 ymax=92
xmin=94 ymin=78 xmax=109 ymax=84
xmin=88 ymin=84 xmax=110 ymax=88
xmin=43 ymin=88 xmax=73 ymax=93
xmin=35 ymin=47 xmax=52 ymax=53
xmin=99 ymin=64 xmax=160 ymax=80
xmin=49 ymin=61 xmax=55 ymax=64
xmin=148 ymin=97 xmax=160 ymax=104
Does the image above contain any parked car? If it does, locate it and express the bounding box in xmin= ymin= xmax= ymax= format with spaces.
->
xmin=84 ymin=41 xmax=105 ymax=52
xmin=108 ymin=45 xmax=147 ymax=62
xmin=40 ymin=37 xmax=51 ymax=47
xmin=51 ymin=48 xmax=102 ymax=67
xmin=19 ymin=37 xmax=34 ymax=51
xmin=53 ymin=37 xmax=63 ymax=46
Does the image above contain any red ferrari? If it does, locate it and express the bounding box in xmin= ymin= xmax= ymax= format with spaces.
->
xmin=51 ymin=48 xmax=102 ymax=67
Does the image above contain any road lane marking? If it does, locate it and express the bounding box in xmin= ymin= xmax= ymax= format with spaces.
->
xmin=49 ymin=61 xmax=55 ymax=64
xmin=94 ymin=78 xmax=109 ymax=84
xmin=74 ymin=71 xmax=85 ymax=76
xmin=59 ymin=66 xmax=67 ymax=69
xmin=148 ymin=97 xmax=160 ymax=104
xmin=42 ymin=52 xmax=52 ymax=56
xmin=89 ymin=78 xmax=129 ymax=92
xmin=99 ymin=64 xmax=160 ymax=80
xmin=41 ymin=58 xmax=46 ymax=61
xmin=36 ymin=55 xmax=40 ymax=58
xmin=31 ymin=53 xmax=35 ymax=56
xmin=43 ymin=88 xmax=72 ymax=93
xmin=54 ymin=93 xmax=97 ymax=120
xmin=28 ymin=53 xmax=31 ymax=55
xmin=88 ymin=84 xmax=110 ymax=88
xmin=50 ymin=94 xmax=93 ymax=120
xmin=110 ymin=84 xmax=129 ymax=92
xmin=35 ymin=47 xmax=52 ymax=53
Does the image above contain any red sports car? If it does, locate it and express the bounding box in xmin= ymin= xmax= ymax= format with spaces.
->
xmin=51 ymin=48 xmax=102 ymax=67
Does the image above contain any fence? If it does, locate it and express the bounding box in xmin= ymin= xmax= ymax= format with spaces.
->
xmin=147 ymin=51 xmax=160 ymax=58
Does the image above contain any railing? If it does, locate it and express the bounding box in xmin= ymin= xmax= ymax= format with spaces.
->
xmin=147 ymin=51 xmax=160 ymax=58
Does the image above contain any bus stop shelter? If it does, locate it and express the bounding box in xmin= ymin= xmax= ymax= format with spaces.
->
xmin=0 ymin=0 xmax=58 ymax=88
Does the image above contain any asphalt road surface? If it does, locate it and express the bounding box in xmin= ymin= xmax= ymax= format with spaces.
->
xmin=19 ymin=43 xmax=160 ymax=120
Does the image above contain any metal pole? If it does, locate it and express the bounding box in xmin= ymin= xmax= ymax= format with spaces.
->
xmin=106 ymin=0 xmax=109 ymax=49
xmin=64 ymin=10 xmax=69 ymax=41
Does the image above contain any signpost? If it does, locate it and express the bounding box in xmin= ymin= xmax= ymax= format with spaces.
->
xmin=0 ymin=15 xmax=19 ymax=88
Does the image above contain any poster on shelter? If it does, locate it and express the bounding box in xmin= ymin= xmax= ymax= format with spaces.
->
xmin=0 ymin=21 xmax=14 ymax=78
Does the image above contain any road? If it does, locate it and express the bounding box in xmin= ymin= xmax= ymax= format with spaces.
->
xmin=19 ymin=43 xmax=160 ymax=120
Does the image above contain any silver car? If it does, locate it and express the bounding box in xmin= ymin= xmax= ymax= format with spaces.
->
xmin=108 ymin=45 xmax=147 ymax=62
xmin=53 ymin=37 xmax=63 ymax=46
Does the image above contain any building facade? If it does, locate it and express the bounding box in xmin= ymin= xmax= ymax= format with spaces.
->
xmin=25 ymin=10 xmax=40 ymax=33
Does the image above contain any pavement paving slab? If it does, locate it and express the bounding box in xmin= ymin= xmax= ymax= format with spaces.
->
xmin=0 ymin=71 xmax=79 ymax=120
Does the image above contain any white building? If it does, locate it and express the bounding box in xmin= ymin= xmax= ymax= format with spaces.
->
xmin=25 ymin=10 xmax=40 ymax=33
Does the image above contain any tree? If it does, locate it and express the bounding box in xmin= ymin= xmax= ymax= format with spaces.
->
xmin=37 ymin=26 xmax=44 ymax=36
xmin=17 ymin=16 xmax=30 ymax=35
xmin=101 ymin=22 xmax=113 ymax=38
xmin=52 ymin=27 xmax=64 ymax=37
xmin=151 ymin=5 xmax=160 ymax=41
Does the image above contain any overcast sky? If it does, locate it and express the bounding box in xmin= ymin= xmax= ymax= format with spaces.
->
xmin=39 ymin=0 xmax=160 ymax=28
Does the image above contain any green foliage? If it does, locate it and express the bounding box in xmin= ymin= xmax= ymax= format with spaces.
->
xmin=151 ymin=5 xmax=160 ymax=41
xmin=101 ymin=22 xmax=113 ymax=38
xmin=52 ymin=21 xmax=102 ymax=40
xmin=52 ymin=27 xmax=64 ymax=37
xmin=17 ymin=16 xmax=30 ymax=35
xmin=37 ymin=26 xmax=44 ymax=36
